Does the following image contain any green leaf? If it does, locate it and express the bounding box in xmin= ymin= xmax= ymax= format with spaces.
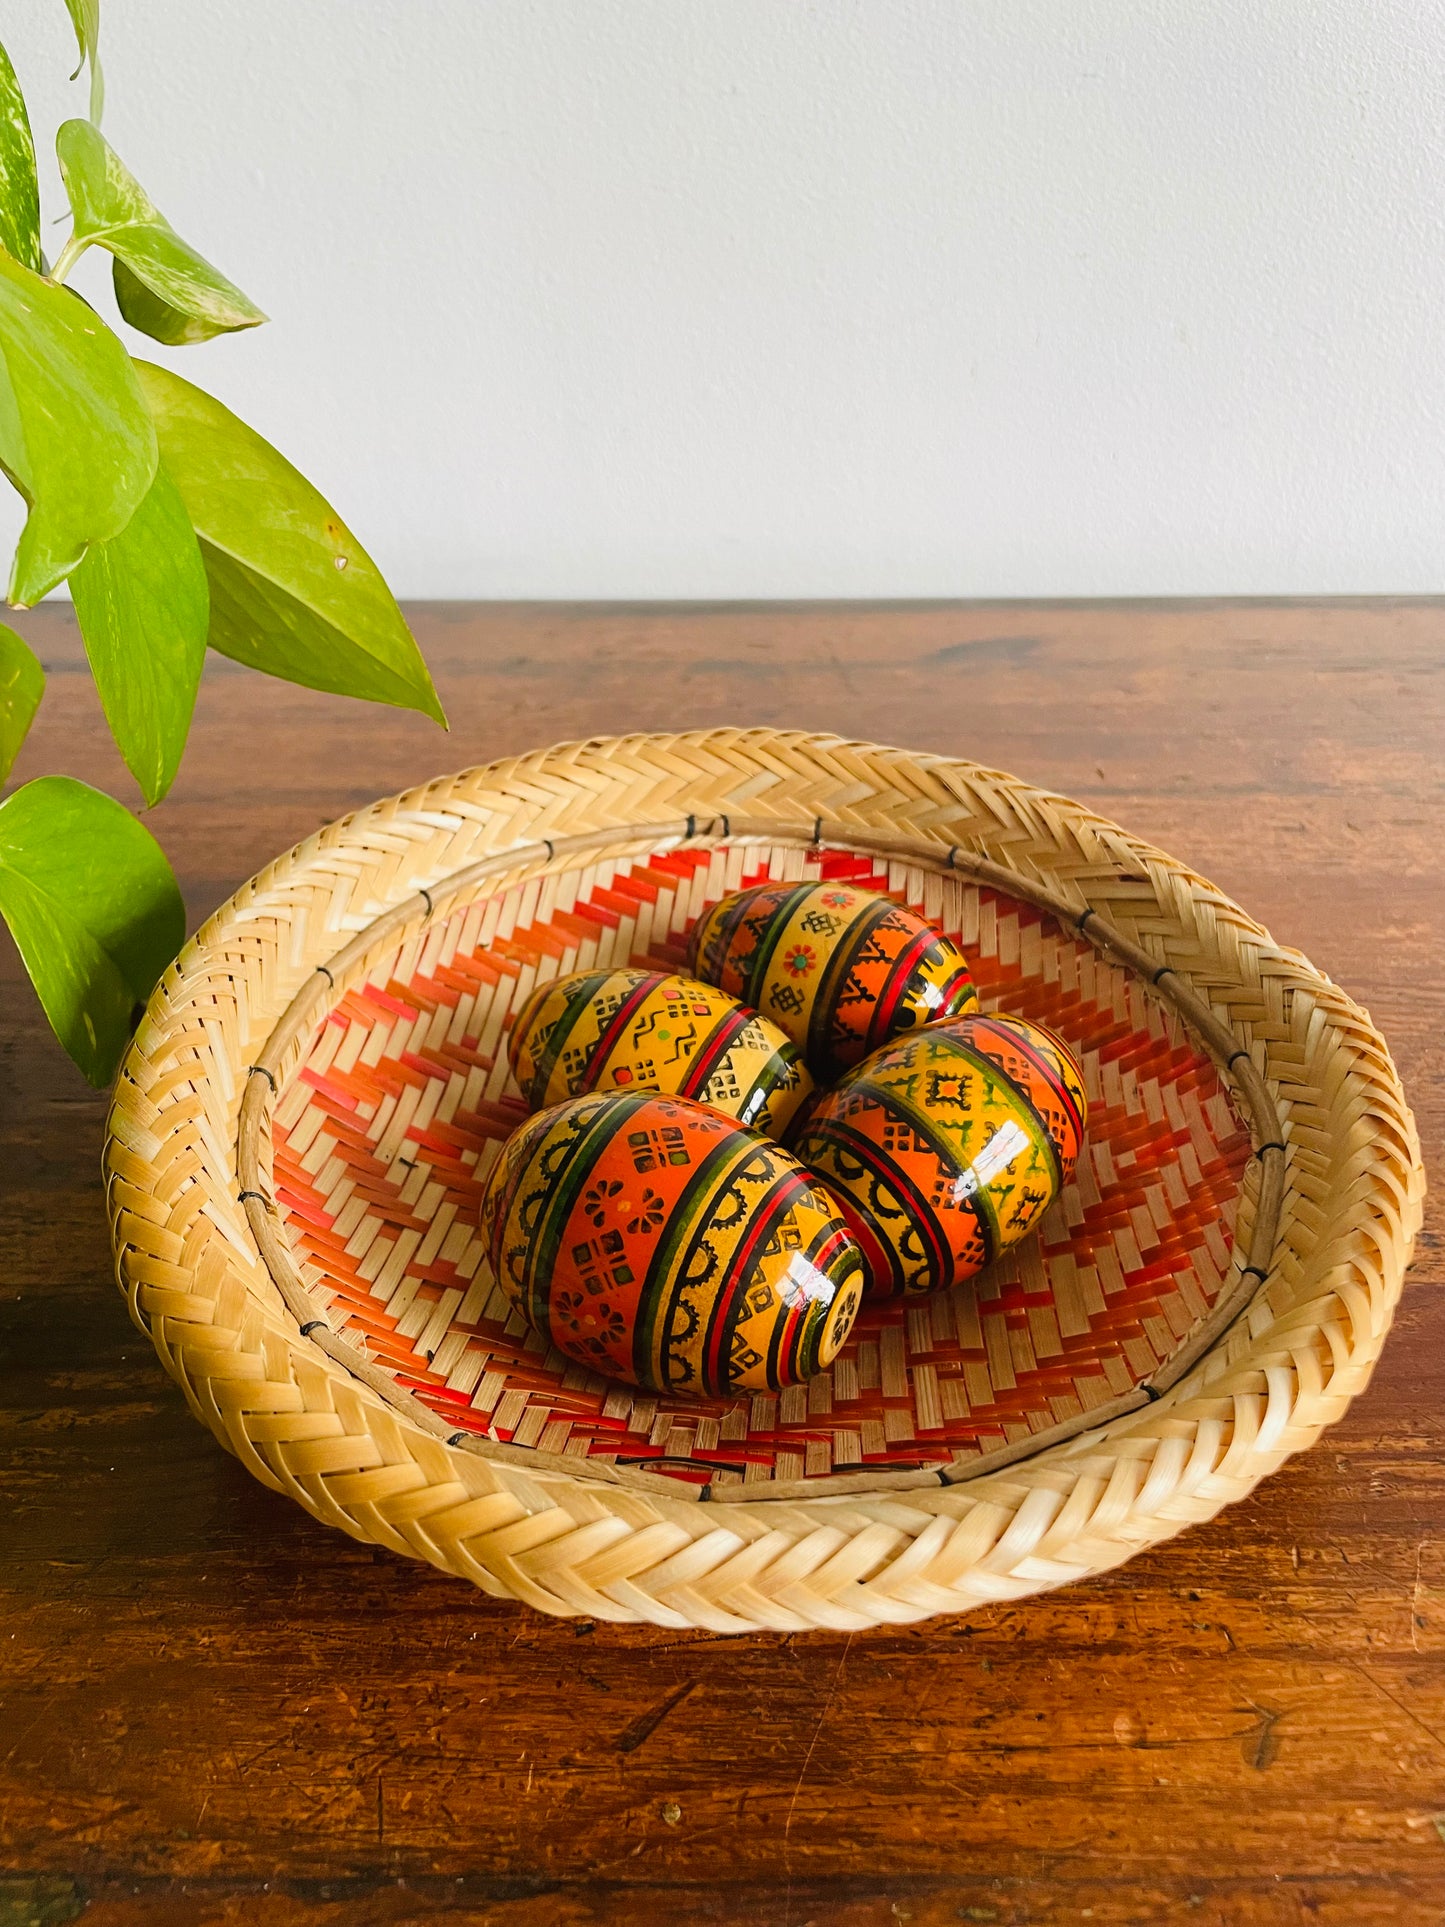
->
xmin=0 ymin=775 xmax=183 ymax=1084
xmin=134 ymin=361 xmax=446 ymax=724
xmin=56 ymin=119 xmax=266 ymax=345
xmin=70 ymin=460 xmax=208 ymax=805
xmin=0 ymin=40 xmax=42 ymax=273
xmin=60 ymin=0 xmax=103 ymax=124
xmin=0 ymin=620 xmax=43 ymax=780
xmin=0 ymin=249 xmax=157 ymax=604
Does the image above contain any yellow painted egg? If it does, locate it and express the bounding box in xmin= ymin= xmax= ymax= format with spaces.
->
xmin=790 ymin=1012 xmax=1088 ymax=1299
xmin=507 ymin=967 xmax=812 ymax=1139
xmin=481 ymin=1091 xmax=865 ymax=1396
xmin=688 ymin=880 xmax=977 ymax=1081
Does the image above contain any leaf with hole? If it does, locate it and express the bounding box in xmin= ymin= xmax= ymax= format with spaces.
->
xmin=0 ymin=620 xmax=43 ymax=780
xmin=135 ymin=361 xmax=445 ymax=723
xmin=0 ymin=248 xmax=157 ymax=604
xmin=70 ymin=459 xmax=209 ymax=805
xmin=0 ymin=39 xmax=41 ymax=272
xmin=0 ymin=774 xmax=184 ymax=1084
xmin=56 ymin=118 xmax=265 ymax=344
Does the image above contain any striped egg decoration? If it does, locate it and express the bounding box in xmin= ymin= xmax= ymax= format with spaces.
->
xmin=506 ymin=968 xmax=812 ymax=1139
xmin=790 ymin=1012 xmax=1088 ymax=1300
xmin=481 ymin=1091 xmax=864 ymax=1397
xmin=687 ymin=881 xmax=977 ymax=1081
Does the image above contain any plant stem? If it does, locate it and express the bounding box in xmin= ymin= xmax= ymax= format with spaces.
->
xmin=48 ymin=235 xmax=87 ymax=286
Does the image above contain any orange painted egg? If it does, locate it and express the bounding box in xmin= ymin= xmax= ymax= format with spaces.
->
xmin=481 ymin=1091 xmax=864 ymax=1396
xmin=790 ymin=1013 xmax=1088 ymax=1299
xmin=507 ymin=967 xmax=812 ymax=1139
xmin=688 ymin=881 xmax=977 ymax=1081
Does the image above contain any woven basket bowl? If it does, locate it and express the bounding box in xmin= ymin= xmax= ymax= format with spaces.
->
xmin=104 ymin=730 xmax=1425 ymax=1632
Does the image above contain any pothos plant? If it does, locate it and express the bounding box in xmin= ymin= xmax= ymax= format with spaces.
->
xmin=0 ymin=5 xmax=444 ymax=1087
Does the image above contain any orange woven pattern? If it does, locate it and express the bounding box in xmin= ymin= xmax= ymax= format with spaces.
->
xmin=272 ymin=843 xmax=1250 ymax=1487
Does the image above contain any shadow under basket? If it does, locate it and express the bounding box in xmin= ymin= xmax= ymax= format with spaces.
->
xmin=105 ymin=731 xmax=1425 ymax=1631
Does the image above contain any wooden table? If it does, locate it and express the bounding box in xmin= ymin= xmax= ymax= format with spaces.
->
xmin=3 ymin=600 xmax=1442 ymax=1927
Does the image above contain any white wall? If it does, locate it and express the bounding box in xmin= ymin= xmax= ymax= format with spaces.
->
xmin=8 ymin=1 xmax=1445 ymax=599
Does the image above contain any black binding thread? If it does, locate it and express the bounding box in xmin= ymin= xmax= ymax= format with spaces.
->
xmin=1240 ymin=1264 xmax=1270 ymax=1282
xmin=813 ymin=816 xmax=824 ymax=845
xmin=246 ymin=1064 xmax=276 ymax=1090
xmin=543 ymin=838 xmax=555 ymax=861
xmin=718 ymin=813 xmax=731 ymax=839
xmin=316 ymin=964 xmax=334 ymax=985
xmin=1152 ymin=964 xmax=1175 ymax=985
xmin=298 ymin=1319 xmax=326 ymax=1337
xmin=684 ymin=813 xmax=697 ymax=839
xmin=448 ymin=1432 xmax=468 ymax=1447
xmin=237 ymin=1188 xmax=270 ymax=1207
xmin=1226 ymin=1047 xmax=1250 ymax=1068
xmin=1256 ymin=1140 xmax=1287 ymax=1156
xmin=616 ymin=1454 xmax=746 ymax=1474
xmin=1076 ymin=907 xmax=1099 ymax=933
xmin=1142 ymin=1382 xmax=1163 ymax=1401
xmin=946 ymin=845 xmax=962 ymax=869
xmin=418 ymin=885 xmax=434 ymax=918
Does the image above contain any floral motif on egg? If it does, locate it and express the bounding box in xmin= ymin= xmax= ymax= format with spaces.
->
xmin=790 ymin=1012 xmax=1088 ymax=1299
xmin=507 ymin=967 xmax=813 ymax=1139
xmin=481 ymin=1092 xmax=865 ymax=1397
xmin=687 ymin=881 xmax=977 ymax=1081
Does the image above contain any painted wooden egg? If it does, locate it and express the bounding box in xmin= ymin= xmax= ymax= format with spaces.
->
xmin=687 ymin=881 xmax=977 ymax=1081
xmin=790 ymin=1012 xmax=1088 ymax=1299
xmin=507 ymin=967 xmax=812 ymax=1139
xmin=481 ymin=1091 xmax=865 ymax=1396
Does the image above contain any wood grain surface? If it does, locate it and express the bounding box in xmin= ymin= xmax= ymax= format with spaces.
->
xmin=2 ymin=600 xmax=1442 ymax=1927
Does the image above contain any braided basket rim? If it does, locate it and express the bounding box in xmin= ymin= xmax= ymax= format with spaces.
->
xmin=104 ymin=729 xmax=1426 ymax=1631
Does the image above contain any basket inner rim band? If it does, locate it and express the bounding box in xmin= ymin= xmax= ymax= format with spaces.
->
xmin=235 ymin=816 xmax=1285 ymax=1504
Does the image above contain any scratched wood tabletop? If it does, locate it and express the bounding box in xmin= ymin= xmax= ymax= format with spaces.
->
xmin=2 ymin=600 xmax=1442 ymax=1927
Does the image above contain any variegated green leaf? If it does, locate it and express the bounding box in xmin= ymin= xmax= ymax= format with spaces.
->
xmin=57 ymin=119 xmax=265 ymax=343
xmin=136 ymin=361 xmax=445 ymax=724
xmin=0 ymin=774 xmax=184 ymax=1085
xmin=0 ymin=620 xmax=43 ymax=780
xmin=60 ymin=0 xmax=103 ymax=124
xmin=0 ymin=40 xmax=41 ymax=272
xmin=0 ymin=247 xmax=157 ymax=605
xmin=70 ymin=459 xmax=209 ymax=805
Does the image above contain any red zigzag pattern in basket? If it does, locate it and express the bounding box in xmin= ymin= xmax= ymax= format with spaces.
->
xmin=271 ymin=846 xmax=1251 ymax=1488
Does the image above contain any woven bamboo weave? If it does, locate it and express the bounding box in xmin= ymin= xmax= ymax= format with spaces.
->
xmin=104 ymin=731 xmax=1425 ymax=1631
